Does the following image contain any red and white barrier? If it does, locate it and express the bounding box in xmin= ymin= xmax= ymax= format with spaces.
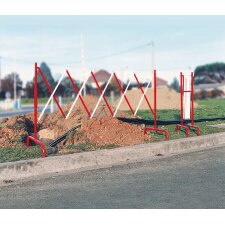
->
xmin=175 ymin=72 xmax=200 ymax=136
xmin=26 ymin=63 xmax=170 ymax=157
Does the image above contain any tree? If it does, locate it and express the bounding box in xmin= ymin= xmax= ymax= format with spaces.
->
xmin=54 ymin=77 xmax=80 ymax=97
xmin=37 ymin=62 xmax=55 ymax=97
xmin=194 ymin=62 xmax=225 ymax=84
xmin=169 ymin=77 xmax=180 ymax=92
xmin=24 ymin=81 xmax=34 ymax=98
xmin=1 ymin=73 xmax=23 ymax=97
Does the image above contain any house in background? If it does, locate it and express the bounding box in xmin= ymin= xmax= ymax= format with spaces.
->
xmin=129 ymin=76 xmax=168 ymax=90
xmin=87 ymin=69 xmax=111 ymax=88
xmin=195 ymin=83 xmax=225 ymax=99
xmin=86 ymin=69 xmax=122 ymax=96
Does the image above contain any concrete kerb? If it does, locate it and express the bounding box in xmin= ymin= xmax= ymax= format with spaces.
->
xmin=0 ymin=132 xmax=225 ymax=182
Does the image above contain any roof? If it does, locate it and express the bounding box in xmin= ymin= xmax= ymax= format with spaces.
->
xmin=156 ymin=77 xmax=167 ymax=86
xmin=87 ymin=70 xmax=111 ymax=84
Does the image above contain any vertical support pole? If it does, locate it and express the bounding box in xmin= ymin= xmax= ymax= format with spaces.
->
xmin=153 ymin=70 xmax=157 ymax=128
xmin=34 ymin=62 xmax=38 ymax=139
xmin=191 ymin=72 xmax=194 ymax=125
xmin=144 ymin=69 xmax=169 ymax=140
xmin=180 ymin=72 xmax=183 ymax=126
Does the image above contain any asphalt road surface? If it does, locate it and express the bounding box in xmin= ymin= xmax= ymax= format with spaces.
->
xmin=0 ymin=106 xmax=50 ymax=118
xmin=1 ymin=146 xmax=225 ymax=208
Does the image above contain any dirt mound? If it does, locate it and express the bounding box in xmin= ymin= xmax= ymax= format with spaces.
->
xmin=0 ymin=95 xmax=149 ymax=149
xmin=113 ymin=87 xmax=198 ymax=110
xmin=64 ymin=117 xmax=148 ymax=146
xmin=39 ymin=95 xmax=148 ymax=147
xmin=0 ymin=115 xmax=32 ymax=148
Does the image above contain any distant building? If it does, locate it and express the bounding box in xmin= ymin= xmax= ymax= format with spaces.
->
xmin=87 ymin=70 xmax=111 ymax=88
xmin=195 ymin=83 xmax=225 ymax=93
xmin=195 ymin=83 xmax=225 ymax=99
xmin=156 ymin=77 xmax=168 ymax=87
xmin=130 ymin=77 xmax=168 ymax=90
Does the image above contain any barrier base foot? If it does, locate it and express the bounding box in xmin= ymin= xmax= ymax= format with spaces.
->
xmin=26 ymin=136 xmax=47 ymax=158
xmin=187 ymin=124 xmax=201 ymax=136
xmin=175 ymin=124 xmax=190 ymax=136
xmin=144 ymin=127 xmax=169 ymax=140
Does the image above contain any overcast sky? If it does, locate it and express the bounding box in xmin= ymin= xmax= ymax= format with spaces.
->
xmin=0 ymin=16 xmax=225 ymax=84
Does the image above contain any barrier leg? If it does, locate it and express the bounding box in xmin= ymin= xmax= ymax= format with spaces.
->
xmin=175 ymin=124 xmax=190 ymax=136
xmin=26 ymin=136 xmax=47 ymax=158
xmin=143 ymin=70 xmax=169 ymax=140
xmin=144 ymin=127 xmax=169 ymax=140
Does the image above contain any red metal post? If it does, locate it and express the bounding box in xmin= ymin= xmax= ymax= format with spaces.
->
xmin=153 ymin=70 xmax=157 ymax=128
xmin=34 ymin=63 xmax=38 ymax=139
xmin=113 ymin=73 xmax=134 ymax=116
xmin=38 ymin=68 xmax=66 ymax=119
xmin=191 ymin=72 xmax=194 ymax=125
xmin=91 ymin=71 xmax=114 ymax=116
xmin=133 ymin=73 xmax=154 ymax=114
xmin=144 ymin=70 xmax=169 ymax=140
xmin=180 ymin=72 xmax=184 ymax=126
xmin=66 ymin=70 xmax=91 ymax=118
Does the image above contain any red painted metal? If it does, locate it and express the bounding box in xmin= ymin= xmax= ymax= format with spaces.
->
xmin=34 ymin=63 xmax=38 ymax=139
xmin=175 ymin=72 xmax=200 ymax=136
xmin=91 ymin=71 xmax=114 ymax=116
xmin=144 ymin=70 xmax=169 ymax=140
xmin=26 ymin=135 xmax=46 ymax=158
xmin=113 ymin=73 xmax=134 ymax=116
xmin=66 ymin=70 xmax=91 ymax=118
xmin=134 ymin=73 xmax=154 ymax=114
xmin=38 ymin=68 xmax=66 ymax=119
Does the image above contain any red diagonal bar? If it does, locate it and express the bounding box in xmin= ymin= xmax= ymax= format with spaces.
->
xmin=113 ymin=73 xmax=134 ymax=116
xmin=91 ymin=71 xmax=114 ymax=116
xmin=134 ymin=73 xmax=154 ymax=114
xmin=66 ymin=70 xmax=91 ymax=118
xmin=37 ymin=67 xmax=66 ymax=119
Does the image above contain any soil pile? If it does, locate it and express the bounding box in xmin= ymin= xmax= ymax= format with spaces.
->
xmin=113 ymin=87 xmax=198 ymax=110
xmin=39 ymin=95 xmax=148 ymax=146
xmin=0 ymin=95 xmax=149 ymax=149
xmin=0 ymin=115 xmax=33 ymax=148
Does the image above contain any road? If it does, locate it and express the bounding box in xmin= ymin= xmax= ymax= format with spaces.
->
xmin=1 ymin=146 xmax=225 ymax=208
xmin=0 ymin=106 xmax=49 ymax=118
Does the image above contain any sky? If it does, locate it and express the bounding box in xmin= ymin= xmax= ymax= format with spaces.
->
xmin=0 ymin=15 xmax=225 ymax=85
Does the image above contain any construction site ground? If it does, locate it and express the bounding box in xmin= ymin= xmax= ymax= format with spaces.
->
xmin=0 ymin=97 xmax=225 ymax=163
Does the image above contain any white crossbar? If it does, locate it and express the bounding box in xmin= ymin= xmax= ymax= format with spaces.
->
xmin=38 ymin=73 xmax=65 ymax=121
xmin=134 ymin=80 xmax=151 ymax=116
xmin=90 ymin=73 xmax=113 ymax=119
xmin=66 ymin=75 xmax=89 ymax=120
xmin=113 ymin=79 xmax=131 ymax=117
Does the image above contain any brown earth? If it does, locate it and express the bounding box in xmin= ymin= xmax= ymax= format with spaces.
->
xmin=0 ymin=95 xmax=149 ymax=149
xmin=113 ymin=87 xmax=198 ymax=111
xmin=0 ymin=115 xmax=33 ymax=148
xmin=39 ymin=95 xmax=148 ymax=146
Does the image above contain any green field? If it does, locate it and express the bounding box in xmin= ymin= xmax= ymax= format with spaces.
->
xmin=1 ymin=98 xmax=225 ymax=163
xmin=134 ymin=98 xmax=225 ymax=141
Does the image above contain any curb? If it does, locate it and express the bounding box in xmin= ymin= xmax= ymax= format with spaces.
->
xmin=1 ymin=132 xmax=225 ymax=182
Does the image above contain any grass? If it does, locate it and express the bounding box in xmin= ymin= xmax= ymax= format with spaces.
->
xmin=21 ymin=97 xmax=75 ymax=105
xmin=133 ymin=98 xmax=225 ymax=142
xmin=0 ymin=144 xmax=42 ymax=163
xmin=21 ymin=98 xmax=49 ymax=105
xmin=65 ymin=143 xmax=118 ymax=153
